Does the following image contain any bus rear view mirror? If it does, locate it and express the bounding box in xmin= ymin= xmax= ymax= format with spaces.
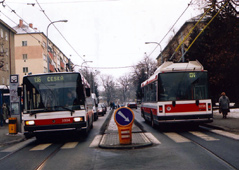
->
xmin=17 ymin=87 xmax=22 ymax=97
xmin=85 ymin=88 xmax=91 ymax=97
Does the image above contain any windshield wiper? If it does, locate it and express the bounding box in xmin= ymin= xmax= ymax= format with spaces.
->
xmin=54 ymin=106 xmax=75 ymax=116
xmin=29 ymin=109 xmax=46 ymax=116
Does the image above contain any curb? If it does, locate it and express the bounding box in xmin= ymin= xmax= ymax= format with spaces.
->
xmin=98 ymin=109 xmax=154 ymax=149
xmin=99 ymin=132 xmax=153 ymax=149
xmin=0 ymin=133 xmax=26 ymax=146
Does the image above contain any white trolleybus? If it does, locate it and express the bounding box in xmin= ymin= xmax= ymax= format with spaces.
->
xmin=21 ymin=72 xmax=94 ymax=139
xmin=141 ymin=60 xmax=213 ymax=128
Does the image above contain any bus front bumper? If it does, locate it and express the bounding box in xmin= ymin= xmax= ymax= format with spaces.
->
xmin=24 ymin=122 xmax=87 ymax=133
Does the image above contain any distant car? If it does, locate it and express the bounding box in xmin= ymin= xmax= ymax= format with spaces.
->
xmin=127 ymin=102 xmax=137 ymax=109
xmin=93 ymin=106 xmax=98 ymax=121
xmin=99 ymin=103 xmax=107 ymax=113
xmin=97 ymin=104 xmax=105 ymax=116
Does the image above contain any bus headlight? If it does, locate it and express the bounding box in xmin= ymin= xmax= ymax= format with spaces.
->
xmin=25 ymin=120 xmax=35 ymax=126
xmin=73 ymin=117 xmax=84 ymax=122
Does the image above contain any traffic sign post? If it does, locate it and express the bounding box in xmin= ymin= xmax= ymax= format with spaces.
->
xmin=114 ymin=107 xmax=135 ymax=145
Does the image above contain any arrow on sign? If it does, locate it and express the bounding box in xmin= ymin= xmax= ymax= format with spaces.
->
xmin=118 ymin=111 xmax=129 ymax=122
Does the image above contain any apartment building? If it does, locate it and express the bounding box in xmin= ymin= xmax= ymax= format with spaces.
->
xmin=13 ymin=19 xmax=70 ymax=84
xmin=156 ymin=14 xmax=208 ymax=66
xmin=0 ymin=19 xmax=16 ymax=86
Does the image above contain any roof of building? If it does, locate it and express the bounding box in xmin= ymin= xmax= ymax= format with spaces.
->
xmin=12 ymin=23 xmax=39 ymax=34
xmin=0 ymin=19 xmax=17 ymax=34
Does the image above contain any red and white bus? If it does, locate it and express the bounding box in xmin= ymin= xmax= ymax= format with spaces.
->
xmin=21 ymin=72 xmax=94 ymax=139
xmin=141 ymin=60 xmax=213 ymax=127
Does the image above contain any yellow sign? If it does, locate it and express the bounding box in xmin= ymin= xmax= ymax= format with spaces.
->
xmin=189 ymin=73 xmax=196 ymax=78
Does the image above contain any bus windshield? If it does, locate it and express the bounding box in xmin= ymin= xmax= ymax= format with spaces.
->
xmin=158 ymin=72 xmax=208 ymax=101
xmin=23 ymin=73 xmax=86 ymax=113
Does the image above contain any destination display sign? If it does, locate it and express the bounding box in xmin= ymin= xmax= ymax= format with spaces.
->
xmin=25 ymin=73 xmax=81 ymax=84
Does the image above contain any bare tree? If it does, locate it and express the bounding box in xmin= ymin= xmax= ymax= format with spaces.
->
xmin=100 ymin=74 xmax=116 ymax=105
xmin=118 ymin=74 xmax=131 ymax=102
xmin=131 ymin=54 xmax=157 ymax=101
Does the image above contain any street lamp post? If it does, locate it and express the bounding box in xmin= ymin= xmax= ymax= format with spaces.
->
xmin=145 ymin=42 xmax=163 ymax=64
xmin=81 ymin=60 xmax=93 ymax=70
xmin=46 ymin=20 xmax=68 ymax=73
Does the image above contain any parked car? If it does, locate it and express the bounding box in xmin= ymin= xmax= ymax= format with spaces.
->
xmin=126 ymin=102 xmax=137 ymax=109
xmin=97 ymin=104 xmax=105 ymax=116
xmin=93 ymin=106 xmax=98 ymax=121
xmin=99 ymin=103 xmax=107 ymax=113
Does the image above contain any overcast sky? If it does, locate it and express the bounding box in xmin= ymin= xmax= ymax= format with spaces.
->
xmin=1 ymin=0 xmax=203 ymax=78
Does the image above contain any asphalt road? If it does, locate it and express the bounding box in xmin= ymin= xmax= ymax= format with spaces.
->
xmin=0 ymin=108 xmax=238 ymax=170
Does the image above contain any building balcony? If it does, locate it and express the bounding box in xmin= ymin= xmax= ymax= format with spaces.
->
xmin=49 ymin=64 xmax=55 ymax=72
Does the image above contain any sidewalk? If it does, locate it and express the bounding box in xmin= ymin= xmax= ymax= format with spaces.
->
xmin=0 ymin=124 xmax=25 ymax=146
xmin=205 ymin=109 xmax=239 ymax=134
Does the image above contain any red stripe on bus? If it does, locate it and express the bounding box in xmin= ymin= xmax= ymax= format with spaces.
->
xmin=34 ymin=117 xmax=74 ymax=126
xmin=165 ymin=103 xmax=206 ymax=113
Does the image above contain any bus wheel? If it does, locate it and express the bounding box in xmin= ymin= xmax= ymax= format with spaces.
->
xmin=90 ymin=119 xmax=93 ymax=129
xmin=141 ymin=110 xmax=146 ymax=122
xmin=151 ymin=114 xmax=156 ymax=128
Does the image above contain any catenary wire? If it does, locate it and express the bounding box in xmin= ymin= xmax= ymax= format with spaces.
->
xmin=147 ymin=0 xmax=193 ymax=58
xmin=35 ymin=0 xmax=85 ymax=61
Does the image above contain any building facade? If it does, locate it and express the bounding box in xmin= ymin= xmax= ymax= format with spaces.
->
xmin=0 ymin=19 xmax=16 ymax=86
xmin=13 ymin=19 xmax=70 ymax=84
xmin=156 ymin=14 xmax=208 ymax=66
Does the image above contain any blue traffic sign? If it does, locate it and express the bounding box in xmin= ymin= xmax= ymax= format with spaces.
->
xmin=114 ymin=107 xmax=134 ymax=126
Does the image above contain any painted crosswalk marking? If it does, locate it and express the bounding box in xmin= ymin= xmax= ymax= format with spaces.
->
xmin=164 ymin=132 xmax=191 ymax=143
xmin=61 ymin=142 xmax=78 ymax=149
xmin=211 ymin=130 xmax=239 ymax=140
xmin=30 ymin=143 xmax=52 ymax=151
xmin=189 ymin=131 xmax=219 ymax=141
xmin=90 ymin=135 xmax=102 ymax=147
xmin=144 ymin=132 xmax=161 ymax=144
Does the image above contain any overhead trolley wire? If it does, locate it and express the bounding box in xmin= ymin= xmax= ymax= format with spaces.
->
xmin=169 ymin=3 xmax=214 ymax=61
xmin=178 ymin=0 xmax=229 ymax=62
xmin=147 ymin=0 xmax=193 ymax=58
xmin=0 ymin=6 xmax=42 ymax=44
xmin=35 ymin=0 xmax=85 ymax=61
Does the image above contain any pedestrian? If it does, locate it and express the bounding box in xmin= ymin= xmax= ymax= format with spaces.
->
xmin=2 ymin=103 xmax=9 ymax=123
xmin=0 ymin=109 xmax=3 ymax=127
xmin=219 ymin=92 xmax=230 ymax=118
xmin=110 ymin=102 xmax=113 ymax=110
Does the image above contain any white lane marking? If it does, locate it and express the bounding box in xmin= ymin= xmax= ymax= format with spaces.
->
xmin=89 ymin=135 xmax=102 ymax=147
xmin=211 ymin=130 xmax=239 ymax=140
xmin=189 ymin=131 xmax=219 ymax=141
xmin=164 ymin=132 xmax=191 ymax=143
xmin=30 ymin=143 xmax=52 ymax=151
xmin=144 ymin=132 xmax=161 ymax=144
xmin=1 ymin=138 xmax=35 ymax=153
xmin=61 ymin=142 xmax=78 ymax=149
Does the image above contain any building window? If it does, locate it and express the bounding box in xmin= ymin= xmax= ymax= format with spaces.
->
xmin=43 ymin=54 xmax=47 ymax=61
xmin=6 ymin=64 xmax=9 ymax=71
xmin=0 ymin=29 xmax=3 ymax=38
xmin=23 ymin=54 xmax=27 ymax=61
xmin=22 ymin=41 xmax=27 ymax=46
xmin=42 ymin=42 xmax=46 ymax=49
xmin=23 ymin=67 xmax=28 ymax=73
xmin=5 ymin=32 xmax=8 ymax=41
